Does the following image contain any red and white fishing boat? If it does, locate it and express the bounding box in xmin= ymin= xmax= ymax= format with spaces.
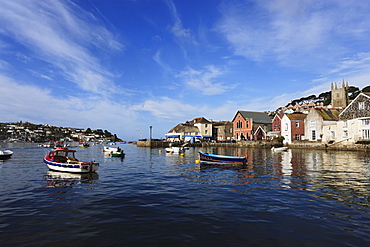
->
xmin=43 ymin=147 xmax=99 ymax=173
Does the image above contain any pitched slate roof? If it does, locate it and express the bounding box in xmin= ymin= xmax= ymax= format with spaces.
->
xmin=234 ymin=111 xmax=271 ymax=124
xmin=286 ymin=113 xmax=307 ymax=121
xmin=314 ymin=108 xmax=341 ymax=121
xmin=169 ymin=123 xmax=199 ymax=133
xmin=191 ymin=117 xmax=212 ymax=124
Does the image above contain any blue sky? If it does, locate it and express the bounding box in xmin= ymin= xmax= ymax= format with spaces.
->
xmin=1 ymin=0 xmax=370 ymax=140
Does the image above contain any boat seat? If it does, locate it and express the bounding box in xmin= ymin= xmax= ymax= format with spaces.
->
xmin=54 ymin=156 xmax=67 ymax=163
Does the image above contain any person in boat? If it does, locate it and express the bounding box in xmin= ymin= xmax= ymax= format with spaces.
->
xmin=117 ymin=147 xmax=121 ymax=153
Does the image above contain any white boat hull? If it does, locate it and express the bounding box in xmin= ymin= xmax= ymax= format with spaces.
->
xmin=44 ymin=158 xmax=99 ymax=173
xmin=271 ymin=147 xmax=288 ymax=151
xmin=0 ymin=150 xmax=13 ymax=159
xmin=165 ymin=147 xmax=185 ymax=153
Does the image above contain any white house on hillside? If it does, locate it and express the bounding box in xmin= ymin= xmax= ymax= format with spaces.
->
xmin=322 ymin=92 xmax=370 ymax=144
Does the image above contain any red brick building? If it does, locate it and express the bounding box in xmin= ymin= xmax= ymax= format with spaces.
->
xmin=271 ymin=114 xmax=282 ymax=134
xmin=281 ymin=113 xmax=307 ymax=144
xmin=232 ymin=111 xmax=272 ymax=140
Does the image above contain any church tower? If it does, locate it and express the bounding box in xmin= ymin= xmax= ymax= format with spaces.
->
xmin=331 ymin=81 xmax=349 ymax=108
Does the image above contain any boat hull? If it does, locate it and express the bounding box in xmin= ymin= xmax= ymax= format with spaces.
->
xmin=271 ymin=147 xmax=288 ymax=151
xmin=110 ymin=152 xmax=125 ymax=157
xmin=198 ymin=151 xmax=246 ymax=165
xmin=0 ymin=150 xmax=13 ymax=159
xmin=103 ymin=146 xmax=125 ymax=157
xmin=43 ymin=158 xmax=99 ymax=173
xmin=165 ymin=147 xmax=185 ymax=153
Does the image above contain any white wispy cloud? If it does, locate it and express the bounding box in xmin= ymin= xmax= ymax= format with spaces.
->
xmin=166 ymin=0 xmax=192 ymax=39
xmin=0 ymin=0 xmax=123 ymax=95
xmin=153 ymin=50 xmax=174 ymax=75
xmin=0 ymin=74 xmax=137 ymax=136
xmin=217 ymin=0 xmax=370 ymax=70
xmin=131 ymin=96 xmax=199 ymax=120
xmin=177 ymin=65 xmax=234 ymax=95
xmin=329 ymin=52 xmax=370 ymax=75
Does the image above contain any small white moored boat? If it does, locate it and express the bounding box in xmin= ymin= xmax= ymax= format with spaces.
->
xmin=0 ymin=150 xmax=13 ymax=159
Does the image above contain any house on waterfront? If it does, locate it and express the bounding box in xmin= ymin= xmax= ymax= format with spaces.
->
xmin=164 ymin=117 xmax=213 ymax=142
xmin=191 ymin=117 xmax=213 ymax=141
xmin=271 ymin=113 xmax=282 ymax=134
xmin=281 ymin=112 xmax=307 ymax=144
xmin=212 ymin=121 xmax=233 ymax=142
xmin=232 ymin=111 xmax=271 ymax=140
xmin=304 ymin=108 xmax=341 ymax=142
xmin=321 ymin=92 xmax=370 ymax=144
xmin=165 ymin=123 xmax=201 ymax=142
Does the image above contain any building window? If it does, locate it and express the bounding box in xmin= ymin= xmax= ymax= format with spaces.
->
xmin=205 ymin=130 xmax=208 ymax=134
xmin=236 ymin=120 xmax=243 ymax=129
xmin=311 ymin=130 xmax=316 ymax=141
xmin=359 ymin=102 xmax=365 ymax=110
xmin=363 ymin=129 xmax=370 ymax=140
xmin=310 ymin=120 xmax=316 ymax=126
xmin=295 ymin=134 xmax=300 ymax=140
xmin=330 ymin=131 xmax=335 ymax=140
xmin=285 ymin=123 xmax=288 ymax=131
xmin=362 ymin=119 xmax=370 ymax=126
xmin=205 ymin=124 xmax=208 ymax=127
xmin=295 ymin=122 xmax=299 ymax=128
xmin=343 ymin=121 xmax=347 ymax=127
xmin=229 ymin=128 xmax=232 ymax=133
xmin=246 ymin=121 xmax=249 ymax=128
xmin=343 ymin=130 xmax=348 ymax=138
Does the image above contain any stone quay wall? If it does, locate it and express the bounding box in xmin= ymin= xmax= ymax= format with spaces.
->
xmin=137 ymin=140 xmax=370 ymax=152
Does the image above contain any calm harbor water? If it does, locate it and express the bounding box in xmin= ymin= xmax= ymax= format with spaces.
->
xmin=1 ymin=143 xmax=370 ymax=246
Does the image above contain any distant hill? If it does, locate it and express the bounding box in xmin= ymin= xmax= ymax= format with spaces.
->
xmin=0 ymin=121 xmax=122 ymax=142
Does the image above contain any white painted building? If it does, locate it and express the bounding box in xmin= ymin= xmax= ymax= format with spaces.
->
xmin=304 ymin=108 xmax=341 ymax=142
xmin=322 ymin=92 xmax=370 ymax=144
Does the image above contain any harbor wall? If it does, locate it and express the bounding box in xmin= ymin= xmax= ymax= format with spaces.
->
xmin=137 ymin=140 xmax=370 ymax=152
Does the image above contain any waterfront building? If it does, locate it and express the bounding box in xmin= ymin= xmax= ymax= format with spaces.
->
xmin=191 ymin=117 xmax=213 ymax=141
xmin=165 ymin=123 xmax=201 ymax=142
xmin=304 ymin=108 xmax=341 ymax=142
xmin=280 ymin=112 xmax=307 ymax=144
xmin=212 ymin=121 xmax=233 ymax=142
xmin=322 ymin=92 xmax=370 ymax=144
xmin=165 ymin=116 xmax=213 ymax=142
xmin=232 ymin=111 xmax=271 ymax=140
xmin=271 ymin=112 xmax=282 ymax=134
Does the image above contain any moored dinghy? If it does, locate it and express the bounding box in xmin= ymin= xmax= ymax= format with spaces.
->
xmin=271 ymin=146 xmax=288 ymax=152
xmin=43 ymin=147 xmax=99 ymax=173
xmin=103 ymin=146 xmax=125 ymax=157
xmin=0 ymin=149 xmax=13 ymax=159
xmin=165 ymin=146 xmax=186 ymax=154
xmin=198 ymin=151 xmax=247 ymax=165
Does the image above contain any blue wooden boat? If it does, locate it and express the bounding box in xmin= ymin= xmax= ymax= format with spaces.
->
xmin=198 ymin=151 xmax=247 ymax=165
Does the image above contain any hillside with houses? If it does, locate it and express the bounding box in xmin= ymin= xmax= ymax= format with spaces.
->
xmin=0 ymin=122 xmax=121 ymax=143
xmin=164 ymin=82 xmax=370 ymax=148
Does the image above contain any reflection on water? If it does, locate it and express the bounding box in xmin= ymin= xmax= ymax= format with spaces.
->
xmin=1 ymin=143 xmax=370 ymax=246
xmin=43 ymin=171 xmax=99 ymax=188
xmin=201 ymin=146 xmax=370 ymax=199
